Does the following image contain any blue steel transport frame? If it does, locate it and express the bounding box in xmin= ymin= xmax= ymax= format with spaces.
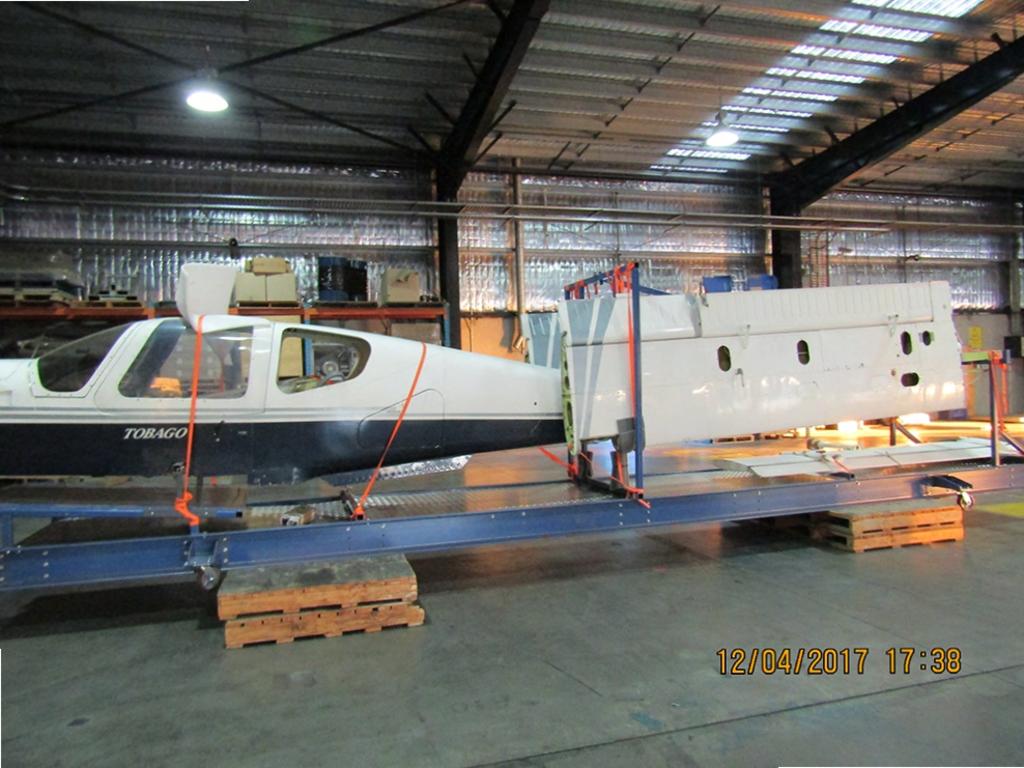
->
xmin=1 ymin=464 xmax=1023 ymax=592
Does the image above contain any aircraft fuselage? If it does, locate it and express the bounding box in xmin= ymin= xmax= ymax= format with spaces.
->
xmin=0 ymin=317 xmax=565 ymax=484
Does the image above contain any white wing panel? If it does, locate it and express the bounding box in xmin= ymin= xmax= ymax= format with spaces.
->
xmin=562 ymin=282 xmax=964 ymax=450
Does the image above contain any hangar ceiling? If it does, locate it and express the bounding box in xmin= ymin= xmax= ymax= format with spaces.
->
xmin=0 ymin=0 xmax=1022 ymax=191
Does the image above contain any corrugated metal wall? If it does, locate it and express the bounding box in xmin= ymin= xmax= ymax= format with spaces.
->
xmin=459 ymin=173 xmax=766 ymax=312
xmin=802 ymin=191 xmax=1014 ymax=310
xmin=1 ymin=152 xmax=1017 ymax=314
xmin=0 ymin=151 xmax=436 ymax=304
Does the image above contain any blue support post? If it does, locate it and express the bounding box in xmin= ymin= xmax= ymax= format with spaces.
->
xmin=1 ymin=514 xmax=12 ymax=547
xmin=630 ymin=264 xmax=645 ymax=493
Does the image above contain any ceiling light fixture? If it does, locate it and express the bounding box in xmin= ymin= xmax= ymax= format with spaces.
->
xmin=705 ymin=111 xmax=739 ymax=148
xmin=186 ymin=81 xmax=229 ymax=113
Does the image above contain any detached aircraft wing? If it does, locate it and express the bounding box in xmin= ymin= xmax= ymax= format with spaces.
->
xmin=715 ymin=438 xmax=994 ymax=478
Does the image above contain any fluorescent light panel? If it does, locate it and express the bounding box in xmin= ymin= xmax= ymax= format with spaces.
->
xmin=851 ymin=0 xmax=983 ymax=17
xmin=650 ymin=164 xmax=730 ymax=174
xmin=791 ymin=44 xmax=898 ymax=64
xmin=691 ymin=149 xmax=752 ymax=161
xmin=701 ymin=121 xmax=791 ymax=133
xmin=766 ymin=66 xmax=866 ymax=84
xmin=742 ymin=86 xmax=838 ymax=102
xmin=724 ymin=104 xmax=814 ymax=118
xmin=820 ymin=18 xmax=931 ymax=42
xmin=667 ymin=147 xmax=751 ymax=161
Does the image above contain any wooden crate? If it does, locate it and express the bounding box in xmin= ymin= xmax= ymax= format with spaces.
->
xmin=813 ymin=498 xmax=964 ymax=553
xmin=224 ymin=602 xmax=425 ymax=649
xmin=218 ymin=554 xmax=424 ymax=648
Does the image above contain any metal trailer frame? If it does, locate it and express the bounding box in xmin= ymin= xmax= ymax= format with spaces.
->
xmin=2 ymin=266 xmax=1023 ymax=594
xmin=2 ymin=465 xmax=1022 ymax=593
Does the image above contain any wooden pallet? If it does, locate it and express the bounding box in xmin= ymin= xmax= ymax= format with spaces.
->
xmin=217 ymin=555 xmax=418 ymax=619
xmin=236 ymin=301 xmax=302 ymax=309
xmin=0 ymin=290 xmax=74 ymax=306
xmin=812 ymin=498 xmax=964 ymax=553
xmin=218 ymin=554 xmax=423 ymax=648
xmin=77 ymin=298 xmax=143 ymax=309
xmin=817 ymin=525 xmax=964 ymax=553
xmin=224 ymin=601 xmax=425 ymax=648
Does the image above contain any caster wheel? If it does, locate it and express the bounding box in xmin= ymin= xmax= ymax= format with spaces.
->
xmin=197 ymin=565 xmax=223 ymax=591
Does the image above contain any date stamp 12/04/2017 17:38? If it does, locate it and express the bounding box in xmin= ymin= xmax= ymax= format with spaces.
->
xmin=716 ymin=647 xmax=962 ymax=676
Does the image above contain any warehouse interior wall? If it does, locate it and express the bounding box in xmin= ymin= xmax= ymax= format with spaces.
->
xmin=457 ymin=171 xmax=767 ymax=313
xmin=802 ymin=190 xmax=1015 ymax=310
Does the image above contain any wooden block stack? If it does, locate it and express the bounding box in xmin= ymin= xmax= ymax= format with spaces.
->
xmin=217 ymin=554 xmax=425 ymax=649
xmin=812 ymin=497 xmax=964 ymax=553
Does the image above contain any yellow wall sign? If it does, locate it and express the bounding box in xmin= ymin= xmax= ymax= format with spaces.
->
xmin=967 ymin=326 xmax=984 ymax=351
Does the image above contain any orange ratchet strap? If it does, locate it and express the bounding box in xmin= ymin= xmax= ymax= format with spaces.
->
xmin=174 ymin=314 xmax=204 ymax=528
xmin=537 ymin=445 xmax=578 ymax=477
xmin=353 ymin=342 xmax=429 ymax=519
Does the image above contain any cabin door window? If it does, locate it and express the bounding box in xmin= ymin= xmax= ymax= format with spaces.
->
xmin=277 ymin=329 xmax=370 ymax=394
xmin=118 ymin=319 xmax=254 ymax=399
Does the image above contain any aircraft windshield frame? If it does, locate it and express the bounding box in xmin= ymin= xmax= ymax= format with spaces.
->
xmin=36 ymin=324 xmax=132 ymax=393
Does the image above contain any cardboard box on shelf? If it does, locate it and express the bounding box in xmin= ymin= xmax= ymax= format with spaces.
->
xmin=234 ymin=272 xmax=266 ymax=303
xmin=248 ymin=257 xmax=291 ymax=275
xmin=380 ymin=269 xmax=421 ymax=304
xmin=266 ymin=272 xmax=299 ymax=303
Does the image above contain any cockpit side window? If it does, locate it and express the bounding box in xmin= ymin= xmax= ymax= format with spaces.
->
xmin=37 ymin=325 xmax=130 ymax=393
xmin=119 ymin=319 xmax=253 ymax=399
xmin=277 ymin=329 xmax=370 ymax=394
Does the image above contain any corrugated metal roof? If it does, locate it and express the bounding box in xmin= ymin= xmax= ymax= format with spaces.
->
xmin=0 ymin=0 xmax=1020 ymax=190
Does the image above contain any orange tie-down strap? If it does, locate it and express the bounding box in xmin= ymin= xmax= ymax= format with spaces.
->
xmin=174 ymin=314 xmax=205 ymax=528
xmin=537 ymin=445 xmax=650 ymax=509
xmin=353 ymin=342 xmax=429 ymax=519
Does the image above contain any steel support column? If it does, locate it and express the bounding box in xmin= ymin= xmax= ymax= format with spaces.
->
xmin=769 ymin=195 xmax=803 ymax=289
xmin=434 ymin=0 xmax=549 ymax=347
xmin=512 ymin=159 xmax=526 ymax=316
xmin=437 ymin=214 xmax=462 ymax=348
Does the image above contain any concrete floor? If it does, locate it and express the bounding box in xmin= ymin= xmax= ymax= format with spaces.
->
xmin=2 ymin=448 xmax=1024 ymax=766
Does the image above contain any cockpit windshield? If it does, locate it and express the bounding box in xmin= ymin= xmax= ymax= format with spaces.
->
xmin=37 ymin=324 xmax=130 ymax=393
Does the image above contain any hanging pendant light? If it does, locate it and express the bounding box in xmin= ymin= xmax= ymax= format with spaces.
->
xmin=706 ymin=112 xmax=738 ymax=148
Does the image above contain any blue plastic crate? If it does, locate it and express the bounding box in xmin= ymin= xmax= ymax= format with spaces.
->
xmin=702 ymin=275 xmax=733 ymax=293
